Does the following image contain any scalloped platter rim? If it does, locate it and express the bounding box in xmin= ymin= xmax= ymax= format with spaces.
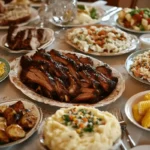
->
xmin=9 ymin=49 xmax=125 ymax=107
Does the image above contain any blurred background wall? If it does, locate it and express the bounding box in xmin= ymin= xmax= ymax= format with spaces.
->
xmin=119 ymin=0 xmax=150 ymax=8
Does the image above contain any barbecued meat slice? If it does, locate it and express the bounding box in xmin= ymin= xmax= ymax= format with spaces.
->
xmin=7 ymin=26 xmax=45 ymax=50
xmin=73 ymin=93 xmax=98 ymax=103
xmin=32 ymin=50 xmax=69 ymax=83
xmin=79 ymin=57 xmax=93 ymax=66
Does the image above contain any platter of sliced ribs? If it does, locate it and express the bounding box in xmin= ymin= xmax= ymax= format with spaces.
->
xmin=0 ymin=26 xmax=55 ymax=53
xmin=9 ymin=49 xmax=125 ymax=107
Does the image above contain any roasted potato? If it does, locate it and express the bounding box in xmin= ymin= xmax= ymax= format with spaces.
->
xmin=0 ymin=117 xmax=7 ymax=131
xmin=3 ymin=107 xmax=17 ymax=125
xmin=0 ymin=105 xmax=8 ymax=115
xmin=10 ymin=101 xmax=25 ymax=113
xmin=6 ymin=124 xmax=26 ymax=141
xmin=19 ymin=111 xmax=37 ymax=129
xmin=0 ymin=130 xmax=9 ymax=143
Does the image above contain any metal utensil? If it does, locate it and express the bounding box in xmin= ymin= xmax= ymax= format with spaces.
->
xmin=110 ymin=109 xmax=136 ymax=149
xmin=101 ymin=7 xmax=122 ymax=22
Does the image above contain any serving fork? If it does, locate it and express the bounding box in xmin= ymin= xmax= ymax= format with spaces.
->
xmin=110 ymin=109 xmax=136 ymax=149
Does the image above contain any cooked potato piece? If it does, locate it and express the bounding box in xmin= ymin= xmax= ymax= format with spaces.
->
xmin=0 ymin=117 xmax=7 ymax=131
xmin=0 ymin=105 xmax=8 ymax=115
xmin=6 ymin=124 xmax=25 ymax=141
xmin=10 ymin=101 xmax=25 ymax=113
xmin=0 ymin=130 xmax=9 ymax=143
xmin=19 ymin=112 xmax=37 ymax=129
xmin=4 ymin=107 xmax=17 ymax=125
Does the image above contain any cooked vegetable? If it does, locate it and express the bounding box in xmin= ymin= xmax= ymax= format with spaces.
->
xmin=90 ymin=8 xmax=98 ymax=19
xmin=19 ymin=111 xmax=37 ymax=129
xmin=0 ymin=117 xmax=7 ymax=131
xmin=0 ymin=105 xmax=8 ymax=115
xmin=118 ymin=8 xmax=150 ymax=31
xmin=10 ymin=101 xmax=25 ymax=113
xmin=4 ymin=107 xmax=17 ymax=125
xmin=0 ymin=101 xmax=37 ymax=145
xmin=0 ymin=130 xmax=9 ymax=143
xmin=77 ymin=5 xmax=85 ymax=10
xmin=62 ymin=108 xmax=105 ymax=136
xmin=6 ymin=124 xmax=25 ymax=141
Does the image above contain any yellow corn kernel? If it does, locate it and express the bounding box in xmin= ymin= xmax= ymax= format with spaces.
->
xmin=0 ymin=62 xmax=5 ymax=77
xmin=141 ymin=109 xmax=150 ymax=128
xmin=132 ymin=104 xmax=143 ymax=122
xmin=138 ymin=101 xmax=150 ymax=115
xmin=144 ymin=93 xmax=150 ymax=101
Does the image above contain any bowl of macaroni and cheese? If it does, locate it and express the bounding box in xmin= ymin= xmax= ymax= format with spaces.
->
xmin=39 ymin=106 xmax=121 ymax=150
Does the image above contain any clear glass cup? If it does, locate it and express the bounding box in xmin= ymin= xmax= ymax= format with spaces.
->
xmin=38 ymin=0 xmax=48 ymax=28
xmin=52 ymin=0 xmax=77 ymax=24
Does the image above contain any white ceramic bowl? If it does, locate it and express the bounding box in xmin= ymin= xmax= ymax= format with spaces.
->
xmin=140 ymin=34 xmax=150 ymax=49
xmin=125 ymin=90 xmax=150 ymax=132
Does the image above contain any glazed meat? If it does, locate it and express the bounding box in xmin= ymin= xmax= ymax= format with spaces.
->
xmin=6 ymin=26 xmax=45 ymax=50
xmin=20 ymin=49 xmax=118 ymax=104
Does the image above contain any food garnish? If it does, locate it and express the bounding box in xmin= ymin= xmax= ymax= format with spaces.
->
xmin=132 ymin=92 xmax=150 ymax=128
xmin=62 ymin=108 xmax=105 ymax=136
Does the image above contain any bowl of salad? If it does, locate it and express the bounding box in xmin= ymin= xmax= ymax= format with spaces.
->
xmin=116 ymin=7 xmax=150 ymax=33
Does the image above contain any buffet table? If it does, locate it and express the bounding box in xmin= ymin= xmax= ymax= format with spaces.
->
xmin=0 ymin=4 xmax=150 ymax=150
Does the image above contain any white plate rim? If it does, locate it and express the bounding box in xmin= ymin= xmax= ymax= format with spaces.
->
xmin=130 ymin=145 xmax=150 ymax=150
xmin=0 ymin=27 xmax=55 ymax=53
xmin=125 ymin=49 xmax=150 ymax=85
xmin=66 ymin=25 xmax=139 ymax=56
xmin=0 ymin=98 xmax=43 ymax=148
xmin=0 ymin=7 xmax=39 ymax=30
xmin=9 ymin=49 xmax=125 ymax=108
xmin=114 ymin=14 xmax=150 ymax=34
xmin=50 ymin=2 xmax=106 ymax=27
xmin=125 ymin=90 xmax=150 ymax=132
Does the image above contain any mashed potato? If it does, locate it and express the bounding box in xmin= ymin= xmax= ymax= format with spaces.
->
xmin=43 ymin=106 xmax=121 ymax=150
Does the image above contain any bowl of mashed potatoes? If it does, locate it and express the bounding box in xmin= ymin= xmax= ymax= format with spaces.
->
xmin=39 ymin=106 xmax=121 ymax=150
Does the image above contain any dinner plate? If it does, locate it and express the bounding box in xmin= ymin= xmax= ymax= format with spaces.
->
xmin=0 ymin=7 xmax=39 ymax=30
xmin=115 ymin=15 xmax=150 ymax=34
xmin=50 ymin=2 xmax=105 ymax=27
xmin=130 ymin=145 xmax=150 ymax=150
xmin=125 ymin=90 xmax=150 ymax=132
xmin=0 ymin=98 xmax=43 ymax=148
xmin=0 ymin=58 xmax=10 ymax=82
xmin=66 ymin=25 xmax=139 ymax=56
xmin=9 ymin=49 xmax=125 ymax=107
xmin=0 ymin=27 xmax=55 ymax=53
xmin=125 ymin=49 xmax=150 ymax=85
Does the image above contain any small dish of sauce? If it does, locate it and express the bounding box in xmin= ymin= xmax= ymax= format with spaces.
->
xmin=140 ymin=34 xmax=150 ymax=49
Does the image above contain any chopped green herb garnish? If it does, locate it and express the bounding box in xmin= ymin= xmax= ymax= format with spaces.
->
xmin=62 ymin=114 xmax=70 ymax=122
xmin=77 ymin=5 xmax=85 ymax=10
xmin=84 ymin=126 xmax=93 ymax=132
xmin=90 ymin=8 xmax=98 ymax=19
